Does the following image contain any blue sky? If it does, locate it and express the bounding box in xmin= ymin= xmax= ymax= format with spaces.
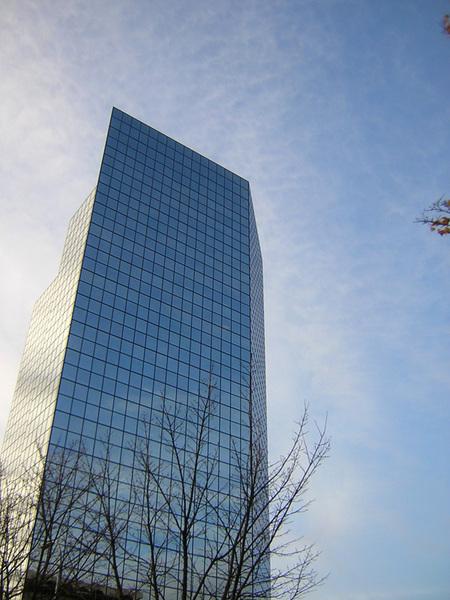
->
xmin=0 ymin=1 xmax=449 ymax=598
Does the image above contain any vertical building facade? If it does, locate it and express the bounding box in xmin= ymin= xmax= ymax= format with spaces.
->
xmin=1 ymin=108 xmax=268 ymax=599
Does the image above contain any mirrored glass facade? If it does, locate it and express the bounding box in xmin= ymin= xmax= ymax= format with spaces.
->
xmin=1 ymin=108 xmax=269 ymax=599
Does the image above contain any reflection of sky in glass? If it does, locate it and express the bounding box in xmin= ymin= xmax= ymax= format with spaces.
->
xmin=2 ymin=108 xmax=268 ymax=596
xmin=1 ymin=190 xmax=95 ymax=473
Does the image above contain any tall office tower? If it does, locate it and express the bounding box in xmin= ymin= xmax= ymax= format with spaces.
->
xmin=1 ymin=108 xmax=268 ymax=599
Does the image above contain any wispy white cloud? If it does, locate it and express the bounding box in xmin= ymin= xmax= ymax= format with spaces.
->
xmin=0 ymin=0 xmax=449 ymax=597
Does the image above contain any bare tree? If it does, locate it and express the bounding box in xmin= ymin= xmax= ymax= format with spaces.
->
xmin=135 ymin=378 xmax=225 ymax=600
xmin=133 ymin=376 xmax=330 ymax=600
xmin=0 ymin=462 xmax=37 ymax=600
xmin=86 ymin=442 xmax=141 ymax=600
xmin=23 ymin=445 xmax=100 ymax=600
xmin=2 ymin=381 xmax=329 ymax=600
xmin=1 ymin=443 xmax=100 ymax=600
xmin=238 ymin=406 xmax=329 ymax=600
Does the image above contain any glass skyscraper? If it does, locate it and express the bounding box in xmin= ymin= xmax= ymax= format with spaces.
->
xmin=1 ymin=108 xmax=268 ymax=599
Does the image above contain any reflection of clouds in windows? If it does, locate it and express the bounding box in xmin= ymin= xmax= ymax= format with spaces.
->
xmin=3 ymin=109 xmax=269 ymax=596
xmin=1 ymin=191 xmax=95 ymax=476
